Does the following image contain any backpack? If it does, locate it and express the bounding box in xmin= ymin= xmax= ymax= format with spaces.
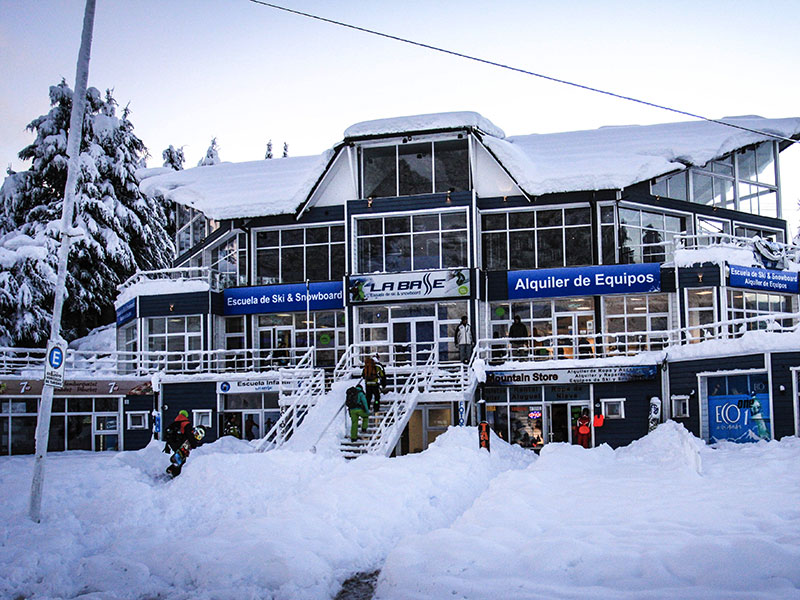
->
xmin=164 ymin=421 xmax=183 ymax=451
xmin=345 ymin=386 xmax=360 ymax=409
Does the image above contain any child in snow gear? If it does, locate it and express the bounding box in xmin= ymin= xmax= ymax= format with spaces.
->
xmin=347 ymin=384 xmax=369 ymax=442
xmin=166 ymin=425 xmax=206 ymax=478
xmin=163 ymin=410 xmax=191 ymax=454
xmin=574 ymin=408 xmax=591 ymax=448
xmin=362 ymin=355 xmax=386 ymax=412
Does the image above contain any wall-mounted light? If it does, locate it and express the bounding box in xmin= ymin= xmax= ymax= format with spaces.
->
xmin=697 ymin=273 xmax=704 ymax=283
xmin=779 ymin=384 xmax=786 ymax=392
xmin=368 ymin=197 xmax=373 ymax=208
xmin=503 ymin=196 xmax=508 ymax=202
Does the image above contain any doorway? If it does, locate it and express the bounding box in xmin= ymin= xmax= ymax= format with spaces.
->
xmin=392 ymin=318 xmax=435 ymax=366
xmin=555 ymin=312 xmax=595 ymax=359
xmin=546 ymin=402 xmax=590 ymax=445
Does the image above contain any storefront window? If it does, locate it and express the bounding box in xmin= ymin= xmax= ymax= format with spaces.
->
xmin=254 ymin=224 xmax=344 ymax=285
xmin=147 ymin=316 xmax=203 ymax=372
xmin=617 ymin=207 xmax=684 ymax=264
xmin=686 ymin=288 xmax=717 ymax=342
xmin=355 ymin=210 xmax=467 ymax=274
xmin=706 ymin=372 xmax=770 ymax=442
xmin=603 ymin=293 xmax=672 ymax=353
xmin=362 ymin=139 xmax=469 ymax=199
xmin=481 ymin=206 xmax=592 ymax=271
xmin=727 ymin=289 xmax=794 ymax=334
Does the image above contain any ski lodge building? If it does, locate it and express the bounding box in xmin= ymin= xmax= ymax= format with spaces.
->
xmin=2 ymin=111 xmax=800 ymax=456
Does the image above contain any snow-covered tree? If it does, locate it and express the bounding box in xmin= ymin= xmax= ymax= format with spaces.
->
xmin=265 ymin=139 xmax=273 ymax=160
xmin=197 ymin=138 xmax=220 ymax=166
xmin=0 ymin=80 xmax=174 ymax=346
xmin=162 ymin=145 xmax=185 ymax=170
xmin=282 ymin=142 xmax=289 ymax=158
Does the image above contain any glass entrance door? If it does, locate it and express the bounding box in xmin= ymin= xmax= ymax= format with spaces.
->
xmin=546 ymin=402 xmax=590 ymax=445
xmin=242 ymin=411 xmax=262 ymax=441
xmin=555 ymin=313 xmax=595 ymax=358
xmin=392 ymin=318 xmax=435 ymax=366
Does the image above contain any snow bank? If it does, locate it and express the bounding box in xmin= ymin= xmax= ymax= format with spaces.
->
xmin=344 ymin=111 xmax=505 ymax=139
xmin=376 ymin=424 xmax=800 ymax=600
xmin=68 ymin=323 xmax=116 ymax=352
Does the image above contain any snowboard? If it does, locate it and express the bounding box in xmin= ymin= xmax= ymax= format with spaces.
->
xmin=166 ymin=440 xmax=192 ymax=478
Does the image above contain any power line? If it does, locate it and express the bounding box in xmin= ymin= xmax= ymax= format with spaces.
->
xmin=249 ymin=0 xmax=798 ymax=146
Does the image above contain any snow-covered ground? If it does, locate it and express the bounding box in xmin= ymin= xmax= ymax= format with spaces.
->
xmin=1 ymin=424 xmax=799 ymax=600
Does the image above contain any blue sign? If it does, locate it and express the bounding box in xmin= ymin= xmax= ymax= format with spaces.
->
xmin=116 ymin=298 xmax=136 ymax=326
xmin=729 ymin=264 xmax=799 ymax=294
xmin=224 ymin=281 xmax=344 ymax=316
xmin=48 ymin=346 xmax=63 ymax=369
xmin=708 ymin=393 xmax=771 ymax=443
xmin=508 ymin=263 xmax=660 ymax=299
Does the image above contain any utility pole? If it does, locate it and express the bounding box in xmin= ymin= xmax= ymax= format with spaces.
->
xmin=29 ymin=0 xmax=96 ymax=523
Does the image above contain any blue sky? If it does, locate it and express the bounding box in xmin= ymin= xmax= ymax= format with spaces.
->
xmin=2 ymin=0 xmax=799 ymax=232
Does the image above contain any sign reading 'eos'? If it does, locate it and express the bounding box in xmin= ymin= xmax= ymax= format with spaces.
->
xmin=508 ymin=263 xmax=660 ymax=299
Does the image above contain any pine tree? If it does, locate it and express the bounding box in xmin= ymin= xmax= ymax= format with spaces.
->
xmin=0 ymin=80 xmax=174 ymax=346
xmin=197 ymin=138 xmax=220 ymax=166
xmin=282 ymin=142 xmax=289 ymax=158
xmin=265 ymin=139 xmax=273 ymax=160
xmin=162 ymin=145 xmax=185 ymax=170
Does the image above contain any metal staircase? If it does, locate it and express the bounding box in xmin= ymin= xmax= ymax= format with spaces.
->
xmin=339 ymin=352 xmax=437 ymax=459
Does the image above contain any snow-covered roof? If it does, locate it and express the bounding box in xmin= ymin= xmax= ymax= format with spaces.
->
xmin=343 ymin=110 xmax=505 ymax=139
xmin=137 ymin=113 xmax=800 ymax=221
xmin=484 ymin=115 xmax=800 ymax=196
xmin=137 ymin=152 xmax=333 ymax=221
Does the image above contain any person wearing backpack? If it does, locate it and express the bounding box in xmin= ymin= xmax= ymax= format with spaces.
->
xmin=346 ymin=383 xmax=369 ymax=442
xmin=163 ymin=409 xmax=191 ymax=454
xmin=362 ymin=355 xmax=387 ymax=412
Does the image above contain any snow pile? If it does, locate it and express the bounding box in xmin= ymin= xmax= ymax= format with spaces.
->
xmin=67 ymin=323 xmax=116 ymax=352
xmin=2 ymin=425 xmax=799 ymax=600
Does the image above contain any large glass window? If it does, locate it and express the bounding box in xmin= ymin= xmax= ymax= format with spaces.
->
xmin=617 ymin=207 xmax=684 ymax=264
xmin=686 ymin=288 xmax=717 ymax=342
xmin=650 ymin=142 xmax=779 ymax=219
xmin=256 ymin=310 xmax=346 ymax=367
xmin=481 ymin=207 xmax=592 ymax=271
xmin=176 ymin=206 xmax=216 ymax=256
xmin=147 ymin=316 xmax=203 ymax=372
xmin=727 ymin=289 xmax=794 ymax=334
xmin=362 ymin=139 xmax=469 ymax=198
xmin=210 ymin=233 xmax=247 ymax=289
xmin=355 ymin=210 xmax=467 ymax=274
xmin=603 ymin=293 xmax=671 ymax=352
xmin=254 ymin=224 xmax=345 ymax=285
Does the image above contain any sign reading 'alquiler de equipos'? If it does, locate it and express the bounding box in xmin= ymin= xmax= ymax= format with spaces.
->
xmin=223 ymin=281 xmax=344 ymax=316
xmin=728 ymin=264 xmax=799 ymax=294
xmin=486 ymin=365 xmax=658 ymax=385
xmin=508 ymin=263 xmax=661 ymax=299
xmin=348 ymin=269 xmax=470 ymax=303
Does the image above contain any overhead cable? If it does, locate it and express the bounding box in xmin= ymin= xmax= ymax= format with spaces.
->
xmin=248 ymin=0 xmax=798 ymax=146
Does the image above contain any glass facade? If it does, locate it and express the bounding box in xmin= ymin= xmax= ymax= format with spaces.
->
xmin=255 ymin=224 xmax=345 ymax=285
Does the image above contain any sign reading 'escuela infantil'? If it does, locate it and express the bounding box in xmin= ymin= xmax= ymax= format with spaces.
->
xmin=486 ymin=365 xmax=658 ymax=385
xmin=508 ymin=263 xmax=660 ymax=299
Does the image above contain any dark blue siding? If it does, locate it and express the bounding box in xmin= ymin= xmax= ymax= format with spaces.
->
xmin=770 ymin=352 xmax=800 ymax=439
xmin=593 ymin=379 xmax=663 ymax=448
xmin=139 ymin=292 xmax=210 ymax=317
xmin=162 ymin=382 xmax=218 ymax=442
xmin=123 ymin=394 xmax=156 ymax=450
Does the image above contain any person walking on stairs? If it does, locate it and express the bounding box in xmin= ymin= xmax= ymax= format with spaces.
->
xmin=347 ymin=383 xmax=369 ymax=442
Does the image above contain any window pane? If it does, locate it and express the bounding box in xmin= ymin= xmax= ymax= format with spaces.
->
xmin=306 ymin=227 xmax=328 ymax=244
xmin=281 ymin=247 xmax=304 ymax=282
xmin=601 ymin=225 xmax=616 ymax=265
xmin=413 ymin=213 xmax=439 ymax=232
xmin=187 ymin=316 xmax=201 ymax=332
xmin=668 ymin=172 xmax=688 ymax=200
xmin=256 ymin=248 xmax=279 ymax=284
xmin=434 ymin=139 xmax=469 ymax=193
xmin=565 ymin=227 xmax=592 ymax=266
xmin=330 ymin=243 xmax=345 ymax=280
xmin=565 ymin=207 xmax=591 ymax=226
xmin=331 ymin=226 xmax=345 ymax=242
xmin=149 ymin=318 xmax=165 ymax=335
xmin=441 ymin=211 xmax=466 ymax=230
xmin=256 ymin=230 xmax=279 ymax=247
xmin=281 ymin=229 xmax=303 ymax=245
xmin=509 ymin=231 xmax=535 ymax=270
xmin=482 ymin=213 xmax=506 ymax=231
xmin=537 ymin=228 xmax=563 ymax=268
xmin=306 ymin=245 xmax=329 ymax=281
xmin=358 ymin=237 xmax=383 ymax=273
xmin=358 ymin=218 xmax=383 ymax=236
xmin=536 ymin=210 xmax=562 ymax=228
xmin=398 ymin=142 xmax=432 ymax=196
xmin=386 ymin=216 xmax=410 ymax=234
xmin=363 ymin=146 xmax=396 ymax=198
xmin=385 ymin=235 xmax=412 ymax=272
xmin=413 ymin=232 xmax=439 ymax=270
xmin=483 ymin=233 xmax=507 ymax=271
xmin=509 ymin=211 xmax=534 ymax=229
xmin=737 ymin=148 xmax=757 ymax=182
xmin=442 ymin=231 xmax=467 ymax=267
xmin=167 ymin=317 xmax=185 ymax=334
xmin=755 ymin=143 xmax=775 ymax=185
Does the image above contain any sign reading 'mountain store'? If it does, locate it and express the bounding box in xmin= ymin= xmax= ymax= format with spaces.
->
xmin=486 ymin=365 xmax=658 ymax=385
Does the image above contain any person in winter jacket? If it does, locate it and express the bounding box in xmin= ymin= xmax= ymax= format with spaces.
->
xmin=362 ymin=354 xmax=387 ymax=412
xmin=454 ymin=316 xmax=473 ymax=364
xmin=349 ymin=384 xmax=369 ymax=442
xmin=508 ymin=314 xmax=529 ymax=358
xmin=163 ymin=410 xmax=191 ymax=453
xmin=574 ymin=408 xmax=591 ymax=448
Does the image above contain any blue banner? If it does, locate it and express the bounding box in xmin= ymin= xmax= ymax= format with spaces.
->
xmin=116 ymin=298 xmax=136 ymax=326
xmin=508 ymin=263 xmax=660 ymax=299
xmin=708 ymin=393 xmax=771 ymax=443
xmin=729 ymin=264 xmax=799 ymax=294
xmin=224 ymin=281 xmax=344 ymax=315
